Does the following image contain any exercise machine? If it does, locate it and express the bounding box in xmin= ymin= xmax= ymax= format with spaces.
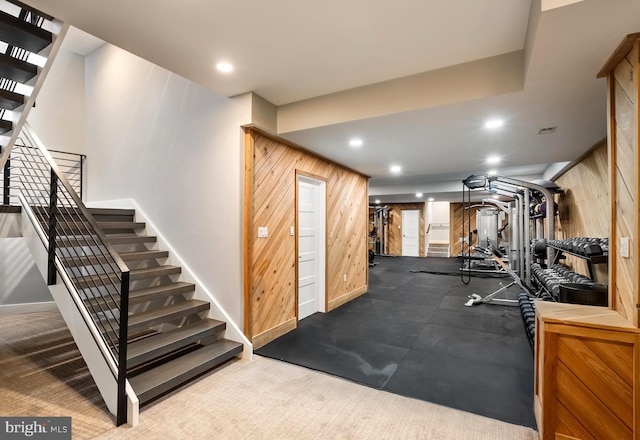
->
xmin=369 ymin=205 xmax=389 ymax=265
xmin=461 ymin=174 xmax=561 ymax=307
xmin=464 ymin=246 xmax=530 ymax=306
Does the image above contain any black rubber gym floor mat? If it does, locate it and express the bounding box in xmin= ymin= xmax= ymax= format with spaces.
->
xmin=255 ymin=256 xmax=537 ymax=429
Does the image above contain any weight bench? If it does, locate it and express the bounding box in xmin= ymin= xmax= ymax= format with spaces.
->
xmin=464 ymin=246 xmax=530 ymax=307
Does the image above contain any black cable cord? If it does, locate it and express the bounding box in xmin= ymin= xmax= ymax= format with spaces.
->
xmin=460 ymin=181 xmax=471 ymax=285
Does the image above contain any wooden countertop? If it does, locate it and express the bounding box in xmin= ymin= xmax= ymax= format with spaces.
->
xmin=535 ymin=301 xmax=637 ymax=332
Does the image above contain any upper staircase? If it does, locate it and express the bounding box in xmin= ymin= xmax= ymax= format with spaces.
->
xmin=0 ymin=0 xmax=65 ymax=166
xmin=0 ymin=1 xmax=245 ymax=427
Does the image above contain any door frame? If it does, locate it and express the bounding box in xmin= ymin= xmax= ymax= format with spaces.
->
xmin=295 ymin=171 xmax=327 ymax=320
xmin=401 ymin=209 xmax=420 ymax=257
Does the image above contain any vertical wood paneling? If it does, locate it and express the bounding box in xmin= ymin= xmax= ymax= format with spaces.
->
xmin=604 ymin=38 xmax=639 ymax=325
xmin=449 ymin=203 xmax=477 ymax=256
xmin=385 ymin=203 xmax=425 ymax=256
xmin=554 ymin=141 xmax=609 ymax=281
xmin=245 ymin=128 xmax=368 ymax=346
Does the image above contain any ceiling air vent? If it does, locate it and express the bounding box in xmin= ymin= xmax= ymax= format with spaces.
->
xmin=537 ymin=126 xmax=557 ymax=135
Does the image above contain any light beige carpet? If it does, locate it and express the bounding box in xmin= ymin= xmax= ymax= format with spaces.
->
xmin=1 ymin=311 xmax=539 ymax=440
xmin=0 ymin=311 xmax=114 ymax=439
xmin=97 ymin=356 xmax=538 ymax=440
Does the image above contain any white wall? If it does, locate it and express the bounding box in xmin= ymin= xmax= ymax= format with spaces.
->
xmin=27 ymin=29 xmax=86 ymax=155
xmin=426 ymin=201 xmax=450 ymax=243
xmin=426 ymin=201 xmax=450 ymax=224
xmin=84 ymin=44 xmax=252 ymax=329
xmin=0 ymin=237 xmax=52 ymax=306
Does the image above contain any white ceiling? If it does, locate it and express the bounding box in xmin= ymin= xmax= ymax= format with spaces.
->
xmin=22 ymin=0 xmax=640 ymax=203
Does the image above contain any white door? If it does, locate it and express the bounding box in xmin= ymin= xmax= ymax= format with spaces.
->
xmin=297 ymin=177 xmax=326 ymax=320
xmin=402 ymin=210 xmax=420 ymax=257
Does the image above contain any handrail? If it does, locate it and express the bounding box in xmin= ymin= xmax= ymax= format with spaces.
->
xmin=426 ymin=222 xmax=448 ymax=234
xmin=21 ymin=125 xmax=128 ymax=273
xmin=3 ymin=145 xmax=85 ymax=203
xmin=14 ymin=123 xmax=130 ymax=426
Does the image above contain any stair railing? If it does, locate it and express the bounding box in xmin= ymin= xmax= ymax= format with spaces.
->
xmin=2 ymin=146 xmax=85 ymax=205
xmin=11 ymin=122 xmax=130 ymax=426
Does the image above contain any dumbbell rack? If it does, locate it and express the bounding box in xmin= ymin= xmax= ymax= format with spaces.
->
xmin=531 ymin=263 xmax=599 ymax=300
xmin=547 ymin=241 xmax=608 ymax=280
xmin=519 ymin=238 xmax=609 ymax=348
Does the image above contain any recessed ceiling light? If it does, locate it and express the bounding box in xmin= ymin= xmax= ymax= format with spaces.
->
xmin=416 ymin=193 xmax=423 ymax=198
xmin=375 ymin=199 xmax=381 ymax=204
xmin=216 ymin=62 xmax=234 ymax=73
xmin=349 ymin=138 xmax=363 ymax=148
xmin=487 ymin=170 xmax=497 ymax=175
xmin=486 ymin=156 xmax=501 ymax=164
xmin=485 ymin=119 xmax=503 ymax=129
xmin=428 ymin=197 xmax=434 ymax=202
xmin=390 ymin=165 xmax=402 ymax=173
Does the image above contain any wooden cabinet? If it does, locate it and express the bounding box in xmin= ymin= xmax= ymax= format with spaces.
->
xmin=534 ymin=302 xmax=640 ymax=440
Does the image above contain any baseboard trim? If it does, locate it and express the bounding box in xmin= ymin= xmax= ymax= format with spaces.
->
xmin=0 ymin=301 xmax=57 ymax=315
xmin=252 ymin=318 xmax=297 ymax=349
xmin=328 ymin=285 xmax=368 ymax=311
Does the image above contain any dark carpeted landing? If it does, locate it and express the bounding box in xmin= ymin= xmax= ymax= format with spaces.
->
xmin=256 ymin=256 xmax=536 ymax=429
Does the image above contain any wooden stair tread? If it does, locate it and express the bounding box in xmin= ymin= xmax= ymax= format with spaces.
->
xmin=62 ymin=250 xmax=168 ymax=267
xmin=0 ymin=88 xmax=24 ymax=110
xmin=0 ymin=52 xmax=38 ymax=83
xmin=120 ymin=250 xmax=169 ymax=261
xmin=87 ymin=208 xmax=136 ymax=216
xmin=56 ymin=234 xmax=156 ymax=246
xmin=127 ymin=319 xmax=225 ymax=368
xmin=129 ymin=299 xmax=208 ymax=327
xmin=106 ymin=234 xmax=157 ymax=244
xmin=129 ymin=282 xmax=195 ymax=301
xmin=84 ymin=282 xmax=196 ymax=310
xmin=130 ymin=265 xmax=181 ymax=280
xmin=99 ymin=221 xmax=145 ymax=230
xmin=103 ymin=300 xmax=209 ymax=333
xmin=74 ymin=266 xmax=182 ymax=289
xmin=129 ymin=340 xmax=243 ymax=404
xmin=0 ymin=10 xmax=53 ymax=53
xmin=0 ymin=119 xmax=12 ymax=135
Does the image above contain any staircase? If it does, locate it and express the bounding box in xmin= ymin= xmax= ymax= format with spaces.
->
xmin=0 ymin=1 xmax=245 ymax=427
xmin=427 ymin=242 xmax=450 ymax=257
xmin=0 ymin=0 xmax=65 ymax=169
xmin=63 ymin=207 xmax=243 ymax=405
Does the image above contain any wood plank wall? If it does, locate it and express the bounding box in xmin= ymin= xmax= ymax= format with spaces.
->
xmin=604 ymin=37 xmax=639 ymax=325
xmin=449 ymin=203 xmax=477 ymax=256
xmin=385 ymin=203 xmax=425 ymax=256
xmin=614 ymin=40 xmax=639 ymax=325
xmin=245 ymin=128 xmax=369 ymax=347
xmin=554 ymin=141 xmax=609 ymax=282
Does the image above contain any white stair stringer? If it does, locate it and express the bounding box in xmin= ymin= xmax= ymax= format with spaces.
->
xmin=19 ymin=195 xmax=140 ymax=426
